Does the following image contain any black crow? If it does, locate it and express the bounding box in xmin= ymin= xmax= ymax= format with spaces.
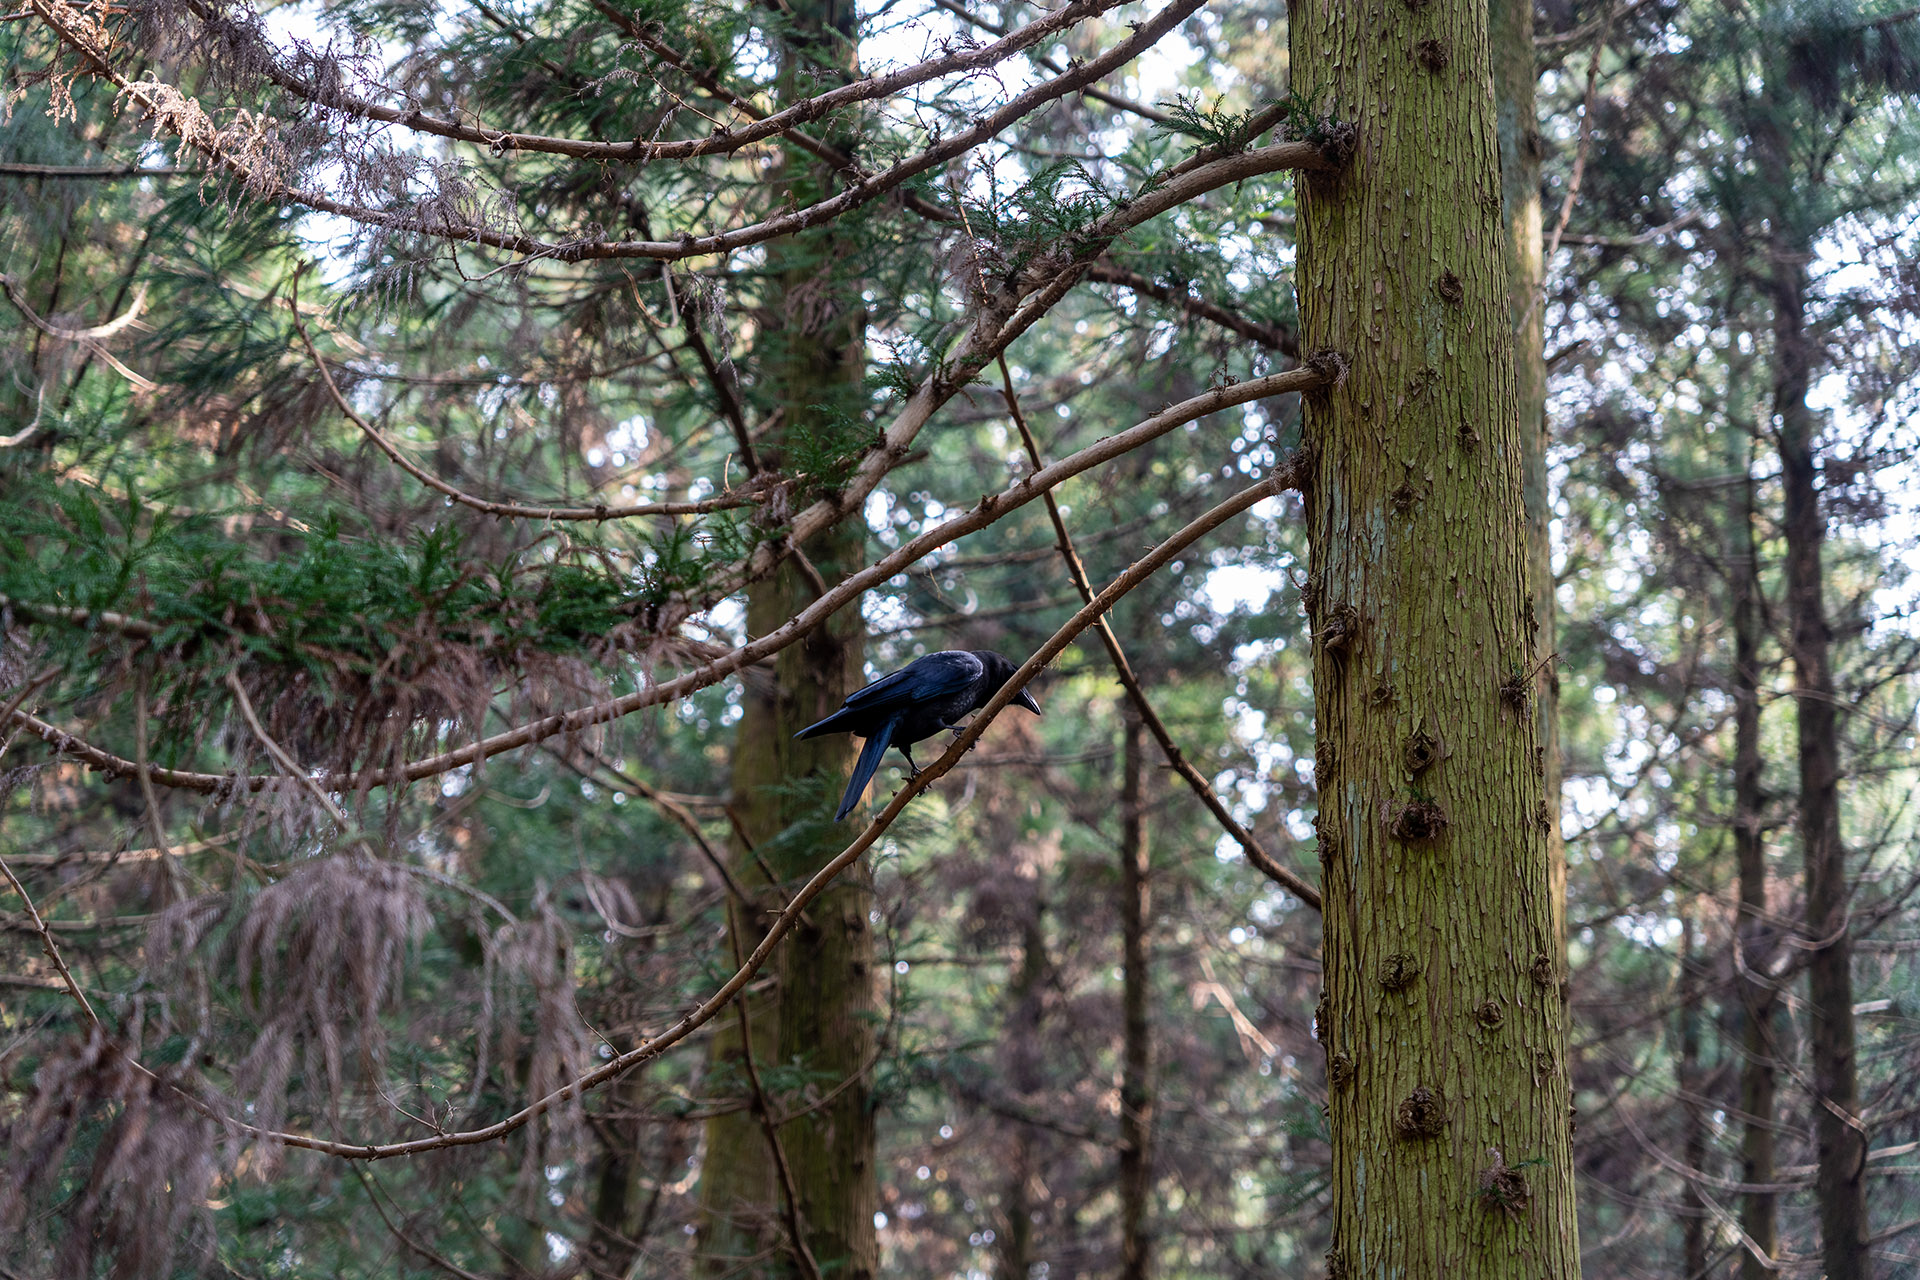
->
xmin=794 ymin=649 xmax=1042 ymax=820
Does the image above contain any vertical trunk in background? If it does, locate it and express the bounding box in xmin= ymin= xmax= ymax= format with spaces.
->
xmin=1487 ymin=0 xmax=1559 ymax=948
xmin=996 ymin=903 xmax=1051 ymax=1280
xmin=1677 ymin=912 xmax=1708 ymax=1277
xmin=695 ymin=0 xmax=875 ymax=1274
xmin=1290 ymin=0 xmax=1581 ymax=1273
xmin=1770 ymin=243 xmax=1871 ymax=1280
xmin=1729 ymin=419 xmax=1779 ymax=1279
xmin=590 ymin=885 xmax=681 ymax=1275
xmin=1117 ymin=704 xmax=1153 ymax=1280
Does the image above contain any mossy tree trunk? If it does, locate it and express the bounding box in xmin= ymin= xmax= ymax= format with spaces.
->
xmin=1290 ymin=0 xmax=1580 ymax=1273
xmin=694 ymin=0 xmax=876 ymax=1274
xmin=1488 ymin=0 xmax=1560 ymax=947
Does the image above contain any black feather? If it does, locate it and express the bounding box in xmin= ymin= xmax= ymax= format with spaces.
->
xmin=794 ymin=649 xmax=1041 ymax=820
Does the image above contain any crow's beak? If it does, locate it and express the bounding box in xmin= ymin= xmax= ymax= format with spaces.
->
xmin=1015 ymin=688 xmax=1042 ymax=716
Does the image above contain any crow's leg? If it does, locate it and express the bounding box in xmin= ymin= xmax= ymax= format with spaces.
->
xmin=899 ymin=745 xmax=922 ymax=779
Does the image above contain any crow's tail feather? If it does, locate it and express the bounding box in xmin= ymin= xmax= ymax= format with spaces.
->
xmin=835 ymin=718 xmax=897 ymax=821
xmin=794 ymin=708 xmax=851 ymax=740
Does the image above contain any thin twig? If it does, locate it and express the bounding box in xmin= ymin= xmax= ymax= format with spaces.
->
xmin=353 ymin=1168 xmax=492 ymax=1280
xmin=1543 ymin=2 xmax=1614 ymax=270
xmin=0 ymin=856 xmax=102 ymax=1029
xmin=5 ymin=833 xmax=236 ymax=867
xmin=924 ymin=0 xmax=1172 ymax=123
xmin=289 ymin=284 xmax=757 ymax=521
xmin=724 ymin=907 xmax=824 ymax=1280
xmin=224 ymin=672 xmax=357 ymax=837
xmin=1082 ymin=261 xmax=1299 ymax=356
xmin=0 ymin=162 xmax=189 ymax=178
xmin=134 ymin=671 xmax=190 ymax=903
xmin=550 ymin=745 xmax=754 ymax=908
xmin=0 ymin=664 xmax=62 ymax=767
xmin=32 ymin=0 xmax=1235 ymax=265
xmin=996 ymin=356 xmax=1321 ymax=910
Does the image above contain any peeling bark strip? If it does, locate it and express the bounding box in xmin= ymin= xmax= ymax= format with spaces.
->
xmin=1290 ymin=0 xmax=1580 ymax=1273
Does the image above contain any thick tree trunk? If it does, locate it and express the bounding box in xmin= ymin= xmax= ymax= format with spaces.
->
xmin=695 ymin=390 xmax=874 ymax=1280
xmin=1117 ymin=703 xmax=1153 ymax=1280
xmin=695 ymin=0 xmax=875 ymax=1273
xmin=1290 ymin=1 xmax=1580 ymax=1273
xmin=1730 ymin=441 xmax=1780 ymax=1280
xmin=1772 ymin=248 xmax=1871 ymax=1280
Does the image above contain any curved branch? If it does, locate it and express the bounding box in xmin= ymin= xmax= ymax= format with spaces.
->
xmin=293 ymin=301 xmax=762 ymax=519
xmin=997 ymin=356 xmax=1320 ymax=910
xmin=1082 ymin=261 xmax=1300 ymax=357
xmin=0 ymin=273 xmax=147 ymax=340
xmin=0 ymin=856 xmax=103 ymax=1029
xmin=5 ymin=365 xmax=1329 ymax=796
xmin=175 ymin=0 xmax=1132 ymax=166
xmin=83 ymin=469 xmax=1297 ymax=1161
xmin=32 ymin=0 xmax=1224 ymax=263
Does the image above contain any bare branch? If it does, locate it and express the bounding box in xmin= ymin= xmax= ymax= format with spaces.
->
xmin=292 ymin=293 xmax=761 ymax=519
xmin=72 ymin=468 xmax=1299 ymax=1161
xmin=5 ymin=366 xmax=1330 ymax=795
xmin=0 ymin=162 xmax=189 ymax=178
xmin=996 ymin=355 xmax=1321 ymax=910
xmin=173 ymin=0 xmax=1132 ymax=166
xmin=0 ymin=855 xmax=103 ymax=1030
xmin=1082 ymin=261 xmax=1300 ymax=356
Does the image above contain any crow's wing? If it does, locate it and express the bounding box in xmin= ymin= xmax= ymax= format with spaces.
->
xmin=840 ymin=650 xmax=984 ymax=716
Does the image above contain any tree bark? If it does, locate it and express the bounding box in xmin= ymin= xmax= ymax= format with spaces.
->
xmin=1117 ymin=703 xmax=1153 ymax=1280
xmin=1488 ymin=0 xmax=1560 ymax=950
xmin=695 ymin=0 xmax=876 ymax=1272
xmin=1729 ymin=424 xmax=1780 ymax=1280
xmin=1771 ymin=243 xmax=1871 ymax=1280
xmin=1290 ymin=0 xmax=1581 ymax=1273
xmin=996 ymin=897 xmax=1050 ymax=1280
xmin=1677 ymin=912 xmax=1708 ymax=1278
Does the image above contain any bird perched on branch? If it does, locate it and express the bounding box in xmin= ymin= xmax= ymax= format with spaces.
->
xmin=795 ymin=649 xmax=1042 ymax=821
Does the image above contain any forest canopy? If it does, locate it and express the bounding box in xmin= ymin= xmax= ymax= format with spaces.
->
xmin=2 ymin=0 xmax=1919 ymax=1277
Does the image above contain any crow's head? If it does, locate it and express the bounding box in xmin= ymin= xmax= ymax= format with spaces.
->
xmin=971 ymin=650 xmax=1041 ymax=716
